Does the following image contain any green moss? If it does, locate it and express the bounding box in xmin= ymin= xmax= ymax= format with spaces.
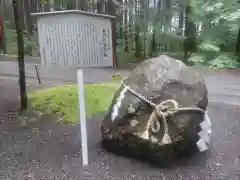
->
xmin=28 ymin=83 xmax=120 ymax=123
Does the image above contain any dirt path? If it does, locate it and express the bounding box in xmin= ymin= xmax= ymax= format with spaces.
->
xmin=0 ymin=69 xmax=240 ymax=179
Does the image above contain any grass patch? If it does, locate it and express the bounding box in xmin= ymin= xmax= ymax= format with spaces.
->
xmin=28 ymin=83 xmax=120 ymax=123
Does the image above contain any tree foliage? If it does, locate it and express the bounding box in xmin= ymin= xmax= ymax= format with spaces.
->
xmin=0 ymin=0 xmax=240 ymax=68
xmin=187 ymin=0 xmax=240 ymax=67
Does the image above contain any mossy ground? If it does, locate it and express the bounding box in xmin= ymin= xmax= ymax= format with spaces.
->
xmin=28 ymin=83 xmax=120 ymax=123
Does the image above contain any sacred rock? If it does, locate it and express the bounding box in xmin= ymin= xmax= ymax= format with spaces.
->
xmin=101 ymin=55 xmax=210 ymax=166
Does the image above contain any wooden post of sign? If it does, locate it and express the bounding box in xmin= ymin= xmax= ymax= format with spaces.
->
xmin=77 ymin=69 xmax=88 ymax=166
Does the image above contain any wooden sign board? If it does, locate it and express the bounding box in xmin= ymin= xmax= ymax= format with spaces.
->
xmin=32 ymin=10 xmax=116 ymax=68
xmin=32 ymin=10 xmax=117 ymax=167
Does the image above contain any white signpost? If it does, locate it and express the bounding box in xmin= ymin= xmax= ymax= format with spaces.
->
xmin=32 ymin=10 xmax=116 ymax=166
xmin=77 ymin=69 xmax=88 ymax=166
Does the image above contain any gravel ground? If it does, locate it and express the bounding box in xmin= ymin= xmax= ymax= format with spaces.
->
xmin=0 ymin=103 xmax=240 ymax=180
xmin=0 ymin=68 xmax=240 ymax=179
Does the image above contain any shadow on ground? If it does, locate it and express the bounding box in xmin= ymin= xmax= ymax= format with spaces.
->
xmin=0 ymin=102 xmax=240 ymax=180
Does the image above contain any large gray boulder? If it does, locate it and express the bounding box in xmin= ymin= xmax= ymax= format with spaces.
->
xmin=101 ymin=55 xmax=209 ymax=166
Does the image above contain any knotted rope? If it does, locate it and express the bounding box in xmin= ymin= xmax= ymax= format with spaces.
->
xmin=121 ymin=77 xmax=205 ymax=145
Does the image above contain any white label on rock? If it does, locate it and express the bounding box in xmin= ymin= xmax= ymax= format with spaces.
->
xmin=111 ymin=86 xmax=128 ymax=121
xmin=197 ymin=138 xmax=208 ymax=152
xmin=200 ymin=112 xmax=212 ymax=132
xmin=197 ymin=111 xmax=212 ymax=152
xmin=198 ymin=130 xmax=210 ymax=144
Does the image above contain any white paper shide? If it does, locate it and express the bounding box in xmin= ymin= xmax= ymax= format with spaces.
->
xmin=197 ymin=111 xmax=212 ymax=152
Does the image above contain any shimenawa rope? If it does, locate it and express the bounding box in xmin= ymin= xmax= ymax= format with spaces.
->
xmin=120 ymin=77 xmax=205 ymax=145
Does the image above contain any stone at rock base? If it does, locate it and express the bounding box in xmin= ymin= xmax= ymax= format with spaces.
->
xmin=101 ymin=135 xmax=199 ymax=168
xmin=101 ymin=55 xmax=208 ymax=167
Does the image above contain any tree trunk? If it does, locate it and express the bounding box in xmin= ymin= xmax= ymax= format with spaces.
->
xmin=106 ymin=0 xmax=113 ymax=14
xmin=165 ymin=0 xmax=171 ymax=33
xmin=177 ymin=3 xmax=184 ymax=36
xmin=79 ymin=0 xmax=87 ymax=11
xmin=236 ymin=28 xmax=240 ymax=61
xmin=134 ymin=0 xmax=141 ymax=57
xmin=49 ymin=0 xmax=55 ymax=11
xmin=97 ymin=0 xmax=102 ymax=13
xmin=2 ymin=0 xmax=16 ymax=29
xmin=90 ymin=0 xmax=97 ymax=12
xmin=141 ymin=0 xmax=148 ymax=58
xmin=0 ymin=0 xmax=6 ymax=53
xmin=97 ymin=0 xmax=105 ymax=13
xmin=183 ymin=2 xmax=197 ymax=63
xmin=76 ymin=0 xmax=79 ymax=9
xmin=23 ymin=0 xmax=33 ymax=38
xmin=12 ymin=0 xmax=28 ymax=110
xmin=119 ymin=0 xmax=123 ymax=46
xmin=123 ymin=0 xmax=129 ymax=52
xmin=31 ymin=0 xmax=38 ymax=30
xmin=128 ymin=0 xmax=134 ymax=50
xmin=44 ymin=1 xmax=50 ymax=11
xmin=31 ymin=0 xmax=37 ymax=12
xmin=19 ymin=0 xmax=25 ymax=29
xmin=66 ymin=0 xmax=76 ymax=10
xmin=150 ymin=0 xmax=161 ymax=56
